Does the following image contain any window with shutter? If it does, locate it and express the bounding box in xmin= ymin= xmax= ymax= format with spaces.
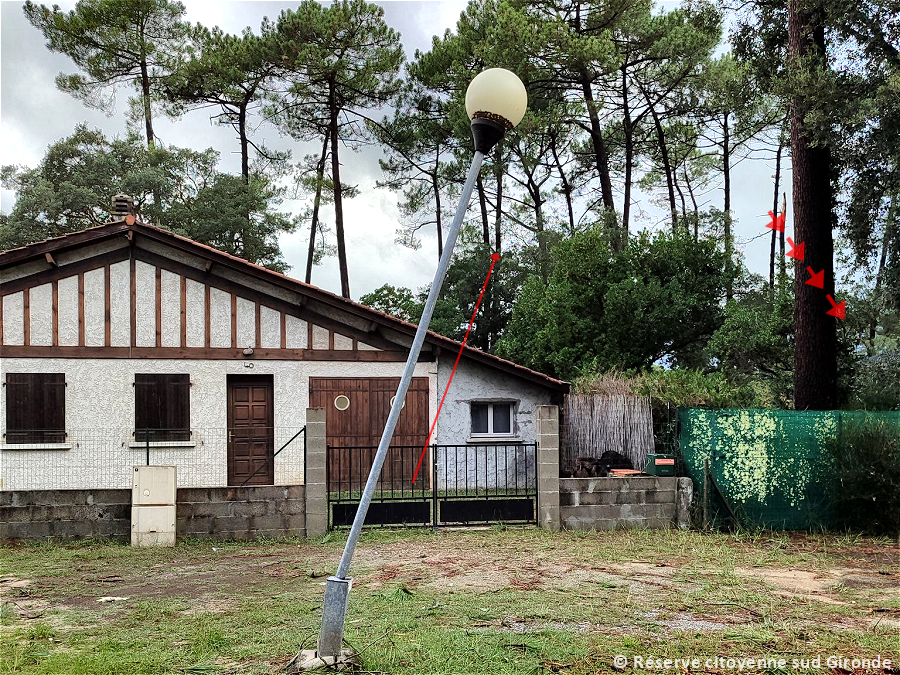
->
xmin=134 ymin=374 xmax=191 ymax=442
xmin=4 ymin=373 xmax=66 ymax=443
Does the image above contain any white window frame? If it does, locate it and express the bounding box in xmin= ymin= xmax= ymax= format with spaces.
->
xmin=469 ymin=401 xmax=518 ymax=440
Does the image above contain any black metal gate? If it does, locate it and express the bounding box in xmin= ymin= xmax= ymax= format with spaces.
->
xmin=326 ymin=443 xmax=537 ymax=528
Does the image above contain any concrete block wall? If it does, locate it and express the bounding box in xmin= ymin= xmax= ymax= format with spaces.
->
xmin=0 ymin=489 xmax=131 ymax=541
xmin=559 ymin=477 xmax=691 ymax=530
xmin=176 ymin=485 xmax=305 ymax=540
xmin=1 ymin=485 xmax=305 ymax=541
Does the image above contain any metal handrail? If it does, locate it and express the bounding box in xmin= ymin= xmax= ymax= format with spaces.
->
xmin=239 ymin=426 xmax=306 ymax=487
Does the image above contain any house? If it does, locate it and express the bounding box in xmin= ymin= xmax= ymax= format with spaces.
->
xmin=0 ymin=219 xmax=568 ymax=495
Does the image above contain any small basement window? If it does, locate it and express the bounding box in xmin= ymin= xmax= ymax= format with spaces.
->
xmin=470 ymin=402 xmax=514 ymax=436
xmin=134 ymin=374 xmax=191 ymax=442
xmin=4 ymin=373 xmax=66 ymax=443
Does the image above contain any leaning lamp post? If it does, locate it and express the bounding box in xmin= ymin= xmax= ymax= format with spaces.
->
xmin=315 ymin=68 xmax=527 ymax=661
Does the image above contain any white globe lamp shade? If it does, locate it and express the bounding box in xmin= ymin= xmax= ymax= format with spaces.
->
xmin=465 ymin=68 xmax=528 ymax=130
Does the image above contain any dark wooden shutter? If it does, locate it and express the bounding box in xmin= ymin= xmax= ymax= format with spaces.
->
xmin=5 ymin=373 xmax=65 ymax=443
xmin=135 ymin=374 xmax=190 ymax=442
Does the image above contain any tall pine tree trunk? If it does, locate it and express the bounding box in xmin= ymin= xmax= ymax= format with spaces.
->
xmin=432 ymin=147 xmax=443 ymax=259
xmin=622 ymin=68 xmax=633 ymax=235
xmin=868 ymin=195 xmax=896 ymax=350
xmin=790 ymin=0 xmax=837 ymax=409
xmin=649 ymin=103 xmax=678 ymax=231
xmin=329 ymin=81 xmax=351 ymax=298
xmin=551 ymin=139 xmax=575 ymax=234
xmin=579 ymin=72 xmax=616 ymax=214
xmin=769 ymin=141 xmax=783 ymax=290
xmin=139 ymin=56 xmax=155 ymax=148
xmin=684 ymin=166 xmax=700 ymax=240
xmin=238 ymin=103 xmax=250 ymax=184
xmin=493 ymin=145 xmax=503 ymax=255
xmin=477 ymin=175 xmax=490 ymax=245
xmin=723 ymin=114 xmax=734 ymax=301
xmin=306 ymin=134 xmax=329 ymax=284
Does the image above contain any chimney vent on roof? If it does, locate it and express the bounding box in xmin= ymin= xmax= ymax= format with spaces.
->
xmin=110 ymin=194 xmax=135 ymax=219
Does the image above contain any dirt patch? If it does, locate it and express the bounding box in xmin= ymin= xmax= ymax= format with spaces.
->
xmin=421 ymin=569 xmax=510 ymax=593
xmin=734 ymin=565 xmax=899 ymax=605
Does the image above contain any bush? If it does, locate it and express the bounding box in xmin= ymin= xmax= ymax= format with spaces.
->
xmin=634 ymin=369 xmax=760 ymax=408
xmin=827 ymin=416 xmax=900 ymax=536
xmin=847 ymin=351 xmax=900 ymax=411
xmin=572 ymin=368 xmax=763 ymax=408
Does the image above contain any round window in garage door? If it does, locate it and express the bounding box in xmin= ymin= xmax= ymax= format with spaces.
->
xmin=334 ymin=395 xmax=350 ymax=411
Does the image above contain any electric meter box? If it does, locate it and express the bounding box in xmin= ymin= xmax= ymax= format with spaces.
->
xmin=644 ymin=454 xmax=676 ymax=477
xmin=131 ymin=505 xmax=176 ymax=547
xmin=132 ymin=466 xmax=176 ymax=505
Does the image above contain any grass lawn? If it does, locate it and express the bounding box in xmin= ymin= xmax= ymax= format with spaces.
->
xmin=1 ymin=528 xmax=898 ymax=674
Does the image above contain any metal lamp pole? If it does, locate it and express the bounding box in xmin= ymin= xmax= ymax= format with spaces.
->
xmin=316 ymin=68 xmax=528 ymax=659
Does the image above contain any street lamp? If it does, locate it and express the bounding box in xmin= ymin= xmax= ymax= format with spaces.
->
xmin=314 ymin=68 xmax=527 ymax=665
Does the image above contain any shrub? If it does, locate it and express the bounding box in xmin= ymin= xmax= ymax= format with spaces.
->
xmin=827 ymin=416 xmax=900 ymax=536
xmin=847 ymin=351 xmax=900 ymax=411
xmin=633 ymin=369 xmax=759 ymax=409
xmin=572 ymin=368 xmax=762 ymax=409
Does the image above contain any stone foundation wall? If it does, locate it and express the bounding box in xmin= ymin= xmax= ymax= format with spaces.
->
xmin=559 ymin=477 xmax=692 ymax=530
xmin=177 ymin=485 xmax=305 ymax=540
xmin=1 ymin=485 xmax=306 ymax=541
xmin=0 ymin=489 xmax=132 ymax=541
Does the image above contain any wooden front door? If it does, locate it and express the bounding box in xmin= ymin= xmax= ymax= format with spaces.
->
xmin=310 ymin=377 xmax=429 ymax=489
xmin=227 ymin=375 xmax=274 ymax=486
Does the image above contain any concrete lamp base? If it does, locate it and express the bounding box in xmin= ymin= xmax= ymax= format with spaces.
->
xmin=286 ymin=648 xmax=360 ymax=673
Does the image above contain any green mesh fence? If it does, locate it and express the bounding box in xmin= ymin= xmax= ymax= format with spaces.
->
xmin=677 ymin=409 xmax=900 ymax=530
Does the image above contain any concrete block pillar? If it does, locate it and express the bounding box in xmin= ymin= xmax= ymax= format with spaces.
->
xmin=536 ymin=405 xmax=560 ymax=532
xmin=305 ymin=408 xmax=328 ymax=538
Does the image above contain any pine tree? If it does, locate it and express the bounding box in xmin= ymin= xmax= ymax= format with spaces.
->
xmin=270 ymin=0 xmax=403 ymax=298
xmin=23 ymin=0 xmax=191 ymax=148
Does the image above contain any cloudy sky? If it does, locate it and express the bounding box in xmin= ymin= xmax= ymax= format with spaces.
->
xmin=0 ymin=0 xmax=789 ymax=301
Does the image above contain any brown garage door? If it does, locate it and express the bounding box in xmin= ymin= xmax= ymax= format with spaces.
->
xmin=310 ymin=377 xmax=429 ymax=489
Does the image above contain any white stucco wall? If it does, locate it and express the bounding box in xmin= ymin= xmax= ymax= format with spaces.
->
xmin=0 ymin=357 xmax=439 ymax=491
xmin=160 ymin=270 xmax=181 ymax=348
xmin=260 ymin=306 xmax=280 ymax=349
xmin=433 ymin=358 xmax=552 ymax=490
xmin=58 ymin=277 xmax=78 ymax=346
xmin=30 ymin=284 xmax=52 ymax=347
xmin=135 ymin=261 xmax=156 ymax=346
xmin=109 ymin=262 xmax=130 ymax=347
xmin=236 ymin=297 xmax=255 ymax=349
xmin=285 ymin=315 xmax=307 ymax=348
xmin=185 ymin=279 xmax=205 ymax=347
xmin=434 ymin=358 xmax=551 ymax=445
xmin=209 ymin=288 xmax=231 ymax=347
xmin=84 ymin=268 xmax=105 ymax=347
xmin=3 ymin=292 xmax=25 ymax=345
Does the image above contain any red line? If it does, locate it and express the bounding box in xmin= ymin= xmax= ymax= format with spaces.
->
xmin=411 ymin=255 xmax=499 ymax=484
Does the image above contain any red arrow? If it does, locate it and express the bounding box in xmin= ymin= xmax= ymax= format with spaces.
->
xmin=411 ymin=253 xmax=500 ymax=484
xmin=805 ymin=266 xmax=824 ymax=289
xmin=766 ymin=210 xmax=785 ymax=232
xmin=826 ymin=294 xmax=845 ymax=320
xmin=786 ymin=237 xmax=805 ymax=261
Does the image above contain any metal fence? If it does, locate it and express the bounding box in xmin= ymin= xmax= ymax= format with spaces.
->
xmin=0 ymin=427 xmax=307 ymax=491
xmin=326 ymin=443 xmax=537 ymax=527
xmin=678 ymin=408 xmax=900 ymax=530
